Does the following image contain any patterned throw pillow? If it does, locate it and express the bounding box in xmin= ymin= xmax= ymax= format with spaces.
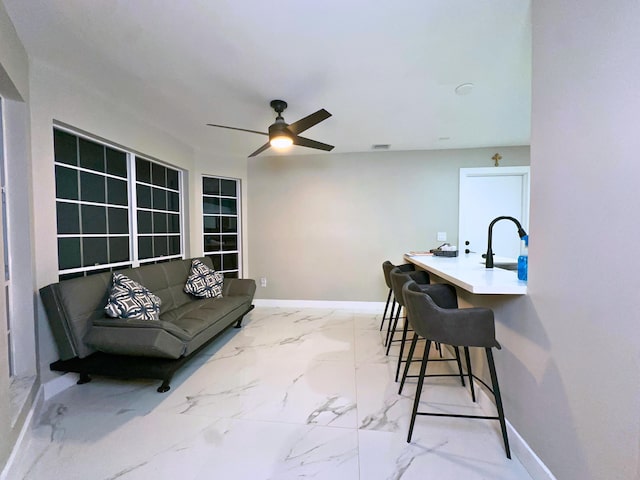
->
xmin=104 ymin=273 xmax=162 ymax=320
xmin=184 ymin=259 xmax=224 ymax=298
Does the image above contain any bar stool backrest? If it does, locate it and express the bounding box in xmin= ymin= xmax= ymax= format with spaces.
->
xmin=382 ymin=261 xmax=415 ymax=289
xmin=389 ymin=267 xmax=430 ymax=307
xmin=403 ymin=281 xmax=500 ymax=349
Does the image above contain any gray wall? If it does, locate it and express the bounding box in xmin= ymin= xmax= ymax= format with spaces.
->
xmin=247 ymin=147 xmax=529 ymax=301
xmin=526 ymin=2 xmax=640 ymax=479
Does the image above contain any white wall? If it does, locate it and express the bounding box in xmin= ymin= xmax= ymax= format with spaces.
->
xmin=247 ymin=147 xmax=529 ymax=301
xmin=529 ymin=2 xmax=640 ymax=478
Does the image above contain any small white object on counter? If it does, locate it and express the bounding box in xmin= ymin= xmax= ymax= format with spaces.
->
xmin=405 ymin=253 xmax=527 ymax=295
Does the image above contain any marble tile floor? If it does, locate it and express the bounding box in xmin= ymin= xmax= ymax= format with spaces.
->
xmin=5 ymin=307 xmax=534 ymax=480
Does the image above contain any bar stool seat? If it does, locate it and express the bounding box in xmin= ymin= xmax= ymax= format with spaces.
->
xmin=401 ymin=280 xmax=511 ymax=458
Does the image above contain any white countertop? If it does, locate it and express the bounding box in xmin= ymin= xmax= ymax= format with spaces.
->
xmin=404 ymin=253 xmax=527 ymax=295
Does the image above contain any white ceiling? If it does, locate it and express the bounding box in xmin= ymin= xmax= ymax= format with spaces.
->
xmin=4 ymin=0 xmax=531 ymax=157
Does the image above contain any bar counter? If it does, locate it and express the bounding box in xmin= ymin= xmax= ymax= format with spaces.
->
xmin=404 ymin=253 xmax=527 ymax=295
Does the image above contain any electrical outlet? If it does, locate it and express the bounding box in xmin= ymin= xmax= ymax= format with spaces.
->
xmin=437 ymin=231 xmax=447 ymax=241
xmin=260 ymin=277 xmax=267 ymax=287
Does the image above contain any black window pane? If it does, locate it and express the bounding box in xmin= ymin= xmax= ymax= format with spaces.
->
xmin=152 ymin=187 xmax=167 ymax=210
xmin=225 ymin=271 xmax=238 ymax=279
xmin=80 ymin=171 xmax=106 ymax=203
xmin=79 ymin=138 xmax=105 ymax=172
xmin=136 ymin=158 xmax=151 ymax=183
xmin=168 ymin=214 xmax=180 ymax=233
xmin=107 ymin=177 xmax=128 ymax=206
xmin=138 ymin=236 xmax=153 ymax=259
xmin=204 ymin=216 xmax=220 ymax=233
xmin=106 ymin=148 xmax=127 ymax=178
xmin=153 ymin=212 xmax=168 ymax=233
xmin=220 ymin=198 xmax=237 ymax=214
xmin=54 ymin=130 xmax=78 ymax=166
xmin=167 ymin=169 xmax=179 ymax=190
xmin=168 ymin=236 xmax=181 ymax=255
xmin=154 ymin=236 xmax=168 ymax=257
xmin=222 ymin=217 xmax=237 ymax=233
xmin=109 ymin=237 xmax=129 ymax=263
xmin=58 ymin=237 xmax=81 ymax=270
xmin=221 ymin=235 xmax=237 ymax=251
xmin=137 ymin=210 xmax=153 ymax=234
xmin=223 ymin=253 xmax=238 ymax=271
xmin=207 ymin=254 xmax=222 ymax=270
xmin=59 ymin=272 xmax=84 ymax=281
xmin=108 ymin=207 xmax=129 ymax=234
xmin=151 ymin=163 xmax=167 ymax=187
xmin=56 ymin=202 xmax=80 ymax=234
xmin=83 ymin=237 xmax=108 ymax=266
xmin=81 ymin=205 xmax=107 ymax=234
xmin=203 ymin=197 xmax=220 ymax=214
xmin=136 ymin=184 xmax=152 ymax=209
xmin=55 ymin=165 xmax=79 ymax=200
xmin=221 ymin=179 xmax=237 ymax=196
xmin=204 ymin=235 xmax=222 ymax=252
xmin=203 ymin=177 xmax=220 ymax=195
xmin=167 ymin=191 xmax=180 ymax=212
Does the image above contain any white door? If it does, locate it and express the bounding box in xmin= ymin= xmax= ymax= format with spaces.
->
xmin=459 ymin=167 xmax=530 ymax=261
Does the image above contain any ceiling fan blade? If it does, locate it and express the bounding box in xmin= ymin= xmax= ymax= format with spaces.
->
xmin=248 ymin=142 xmax=271 ymax=157
xmin=287 ymin=109 xmax=332 ymax=135
xmin=206 ymin=124 xmax=268 ymax=136
xmin=293 ymin=136 xmax=334 ymax=152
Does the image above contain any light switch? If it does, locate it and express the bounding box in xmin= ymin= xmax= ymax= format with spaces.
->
xmin=437 ymin=232 xmax=447 ymax=241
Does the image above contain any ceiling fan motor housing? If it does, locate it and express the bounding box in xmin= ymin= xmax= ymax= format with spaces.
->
xmin=268 ymin=120 xmax=291 ymax=140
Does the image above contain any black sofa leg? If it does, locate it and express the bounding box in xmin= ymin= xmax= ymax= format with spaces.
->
xmin=77 ymin=373 xmax=92 ymax=385
xmin=234 ymin=318 xmax=243 ymax=328
xmin=157 ymin=380 xmax=171 ymax=393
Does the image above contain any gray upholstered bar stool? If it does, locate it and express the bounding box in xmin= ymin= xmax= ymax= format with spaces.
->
xmin=400 ymin=280 xmax=511 ymax=458
xmin=387 ymin=267 xmax=431 ymax=380
xmin=390 ymin=270 xmax=465 ymax=384
xmin=380 ymin=261 xmax=415 ymax=346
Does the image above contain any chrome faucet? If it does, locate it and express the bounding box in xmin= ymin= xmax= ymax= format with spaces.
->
xmin=485 ymin=216 xmax=528 ymax=268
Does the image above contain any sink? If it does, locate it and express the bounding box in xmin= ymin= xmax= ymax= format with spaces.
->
xmin=494 ymin=262 xmax=518 ymax=271
xmin=480 ymin=261 xmax=518 ymax=271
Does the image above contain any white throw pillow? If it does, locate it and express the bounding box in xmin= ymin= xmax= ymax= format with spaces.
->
xmin=104 ymin=273 xmax=161 ymax=320
xmin=184 ymin=259 xmax=224 ymax=298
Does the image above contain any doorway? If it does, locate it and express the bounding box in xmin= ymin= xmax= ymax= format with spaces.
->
xmin=458 ymin=166 xmax=530 ymax=260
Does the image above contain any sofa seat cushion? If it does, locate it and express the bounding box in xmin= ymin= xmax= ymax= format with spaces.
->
xmin=161 ymin=295 xmax=251 ymax=338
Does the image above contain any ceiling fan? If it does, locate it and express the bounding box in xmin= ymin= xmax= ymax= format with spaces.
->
xmin=207 ymin=100 xmax=334 ymax=157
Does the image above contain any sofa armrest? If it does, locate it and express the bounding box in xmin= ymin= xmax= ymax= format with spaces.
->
xmin=223 ymin=278 xmax=256 ymax=298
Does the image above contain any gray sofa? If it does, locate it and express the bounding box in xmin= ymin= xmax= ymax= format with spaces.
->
xmin=40 ymin=257 xmax=256 ymax=392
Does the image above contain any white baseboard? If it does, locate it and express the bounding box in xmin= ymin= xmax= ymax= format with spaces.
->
xmin=253 ymin=299 xmax=385 ymax=313
xmin=43 ymin=372 xmax=78 ymax=401
xmin=475 ymin=380 xmax=556 ymax=480
xmin=0 ymin=386 xmax=43 ymax=480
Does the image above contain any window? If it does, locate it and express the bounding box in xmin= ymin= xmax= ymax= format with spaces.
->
xmin=202 ymin=176 xmax=241 ymax=277
xmin=54 ymin=128 xmax=184 ymax=279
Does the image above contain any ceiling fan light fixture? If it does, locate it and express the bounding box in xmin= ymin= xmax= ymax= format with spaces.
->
xmin=270 ymin=135 xmax=293 ymax=149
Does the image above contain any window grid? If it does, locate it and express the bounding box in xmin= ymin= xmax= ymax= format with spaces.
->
xmin=54 ymin=127 xmax=184 ymax=278
xmin=202 ymin=176 xmax=241 ymax=278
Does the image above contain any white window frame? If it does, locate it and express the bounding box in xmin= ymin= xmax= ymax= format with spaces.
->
xmin=202 ymin=175 xmax=242 ymax=277
xmin=54 ymin=126 xmax=185 ymax=278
